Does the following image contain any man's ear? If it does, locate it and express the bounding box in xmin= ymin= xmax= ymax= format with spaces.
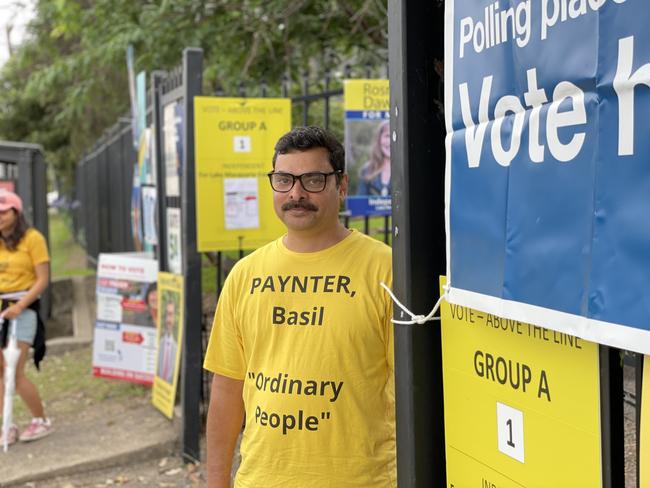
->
xmin=339 ymin=173 xmax=349 ymax=200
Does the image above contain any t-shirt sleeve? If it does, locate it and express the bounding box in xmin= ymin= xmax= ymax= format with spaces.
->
xmin=203 ymin=270 xmax=247 ymax=380
xmin=28 ymin=230 xmax=50 ymax=265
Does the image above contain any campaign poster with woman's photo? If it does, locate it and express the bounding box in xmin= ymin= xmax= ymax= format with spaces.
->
xmin=344 ymin=79 xmax=391 ymax=216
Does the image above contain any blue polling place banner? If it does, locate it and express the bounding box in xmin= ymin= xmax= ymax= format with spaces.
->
xmin=445 ymin=0 xmax=650 ymax=353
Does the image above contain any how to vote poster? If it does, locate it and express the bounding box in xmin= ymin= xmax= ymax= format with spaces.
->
xmin=344 ymin=79 xmax=391 ymax=216
xmin=152 ymin=272 xmax=184 ymax=419
xmin=194 ymin=97 xmax=290 ymax=252
xmin=92 ymin=253 xmax=159 ymax=385
xmin=445 ymin=0 xmax=650 ymax=353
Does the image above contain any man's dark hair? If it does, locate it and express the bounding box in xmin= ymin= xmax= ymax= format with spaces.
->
xmin=272 ymin=126 xmax=345 ymax=173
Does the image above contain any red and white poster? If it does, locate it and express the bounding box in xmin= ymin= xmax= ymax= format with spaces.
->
xmin=92 ymin=253 xmax=159 ymax=384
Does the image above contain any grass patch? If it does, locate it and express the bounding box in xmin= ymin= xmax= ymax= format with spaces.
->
xmin=202 ymin=251 xmax=246 ymax=295
xmin=13 ymin=347 xmax=148 ymax=423
xmin=347 ymin=215 xmax=392 ymax=246
xmin=49 ymin=211 xmax=94 ymax=280
xmin=202 ymin=256 xmax=217 ymax=295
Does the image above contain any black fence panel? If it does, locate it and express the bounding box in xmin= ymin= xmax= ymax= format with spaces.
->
xmin=97 ymin=146 xmax=111 ymax=253
xmin=83 ymin=153 xmax=100 ymax=260
xmin=75 ymin=120 xmax=136 ymax=260
xmin=72 ymin=162 xmax=84 ymax=245
xmin=120 ymin=128 xmax=136 ymax=252
xmin=106 ymin=131 xmax=123 ymax=251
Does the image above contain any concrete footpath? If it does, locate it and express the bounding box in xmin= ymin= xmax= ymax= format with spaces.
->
xmin=1 ymin=400 xmax=179 ymax=487
xmin=1 ymin=277 xmax=180 ymax=487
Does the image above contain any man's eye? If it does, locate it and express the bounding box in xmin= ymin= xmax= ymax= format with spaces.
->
xmin=303 ymin=175 xmax=323 ymax=185
xmin=277 ymin=176 xmax=292 ymax=184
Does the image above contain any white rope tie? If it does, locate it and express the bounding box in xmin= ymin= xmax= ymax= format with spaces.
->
xmin=380 ymin=282 xmax=448 ymax=325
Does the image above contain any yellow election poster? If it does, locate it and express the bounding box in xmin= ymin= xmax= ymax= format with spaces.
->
xmin=440 ymin=279 xmax=602 ymax=487
xmin=152 ymin=272 xmax=184 ymax=419
xmin=194 ymin=97 xmax=291 ymax=252
xmin=343 ymin=79 xmax=389 ymax=114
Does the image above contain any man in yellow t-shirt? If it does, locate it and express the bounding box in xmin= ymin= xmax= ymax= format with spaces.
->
xmin=204 ymin=127 xmax=395 ymax=488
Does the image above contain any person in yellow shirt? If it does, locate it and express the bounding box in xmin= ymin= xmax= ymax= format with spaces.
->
xmin=0 ymin=190 xmax=51 ymax=445
xmin=204 ymin=127 xmax=395 ymax=487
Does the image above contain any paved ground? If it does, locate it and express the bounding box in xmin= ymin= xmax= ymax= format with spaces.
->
xmin=16 ymin=451 xmax=207 ymax=488
xmin=1 ymin=394 xmax=183 ymax=487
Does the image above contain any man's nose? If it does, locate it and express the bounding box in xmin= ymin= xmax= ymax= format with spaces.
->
xmin=288 ymin=179 xmax=308 ymax=199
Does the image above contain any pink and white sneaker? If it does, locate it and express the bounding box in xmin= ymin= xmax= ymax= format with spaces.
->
xmin=1 ymin=424 xmax=19 ymax=445
xmin=20 ymin=418 xmax=53 ymax=442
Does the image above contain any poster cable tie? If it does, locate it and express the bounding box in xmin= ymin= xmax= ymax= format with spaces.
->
xmin=380 ymin=282 xmax=448 ymax=325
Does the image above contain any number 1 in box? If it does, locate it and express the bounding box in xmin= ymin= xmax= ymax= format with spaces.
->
xmin=496 ymin=402 xmax=525 ymax=463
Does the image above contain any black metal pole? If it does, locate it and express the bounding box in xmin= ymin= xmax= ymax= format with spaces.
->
xmin=216 ymin=251 xmax=222 ymax=297
xmin=388 ymin=1 xmax=447 ymax=486
xmin=302 ymin=70 xmax=309 ymax=126
xmin=384 ymin=215 xmax=390 ymax=245
xmin=324 ymin=69 xmax=331 ymax=130
xmin=599 ymin=345 xmax=625 ymax=487
xmin=180 ymin=47 xmax=203 ymax=462
xmin=151 ymin=70 xmax=168 ymax=272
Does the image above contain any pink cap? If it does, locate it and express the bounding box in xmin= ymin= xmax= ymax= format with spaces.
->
xmin=0 ymin=190 xmax=22 ymax=213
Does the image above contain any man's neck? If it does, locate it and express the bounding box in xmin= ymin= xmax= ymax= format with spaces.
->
xmin=283 ymin=224 xmax=351 ymax=253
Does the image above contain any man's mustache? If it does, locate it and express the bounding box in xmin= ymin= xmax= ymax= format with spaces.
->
xmin=282 ymin=201 xmax=318 ymax=212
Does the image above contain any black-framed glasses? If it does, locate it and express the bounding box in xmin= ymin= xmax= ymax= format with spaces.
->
xmin=267 ymin=170 xmax=342 ymax=193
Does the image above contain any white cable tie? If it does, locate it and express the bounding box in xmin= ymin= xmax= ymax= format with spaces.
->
xmin=380 ymin=282 xmax=448 ymax=325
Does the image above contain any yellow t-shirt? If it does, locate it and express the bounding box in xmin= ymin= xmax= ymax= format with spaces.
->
xmin=0 ymin=228 xmax=50 ymax=292
xmin=204 ymin=230 xmax=395 ymax=488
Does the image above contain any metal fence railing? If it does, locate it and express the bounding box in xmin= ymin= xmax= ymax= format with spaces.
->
xmin=74 ymin=119 xmax=135 ymax=261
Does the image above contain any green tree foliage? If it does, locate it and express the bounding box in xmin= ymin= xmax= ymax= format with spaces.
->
xmin=0 ymin=0 xmax=388 ymax=192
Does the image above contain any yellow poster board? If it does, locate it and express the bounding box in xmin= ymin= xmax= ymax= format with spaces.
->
xmin=152 ymin=272 xmax=184 ymax=419
xmin=194 ymin=97 xmax=291 ymax=252
xmin=441 ymin=279 xmax=602 ymax=487
xmin=343 ymin=79 xmax=389 ymax=113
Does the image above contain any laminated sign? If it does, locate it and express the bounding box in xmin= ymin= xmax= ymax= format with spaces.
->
xmin=194 ymin=97 xmax=291 ymax=252
xmin=440 ymin=278 xmax=602 ymax=487
xmin=445 ymin=0 xmax=650 ymax=353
